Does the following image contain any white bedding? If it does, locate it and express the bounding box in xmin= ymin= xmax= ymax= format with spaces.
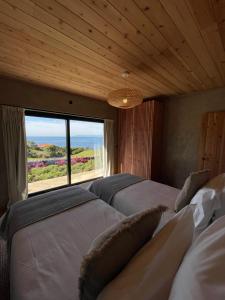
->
xmin=98 ymin=206 xmax=195 ymax=300
xmin=191 ymin=173 xmax=225 ymax=231
xmin=169 ymin=214 xmax=225 ymax=300
xmin=112 ymin=180 xmax=180 ymax=216
xmin=10 ymin=199 xmax=125 ymax=300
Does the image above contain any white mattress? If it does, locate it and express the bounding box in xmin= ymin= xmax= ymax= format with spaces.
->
xmin=10 ymin=199 xmax=125 ymax=300
xmin=112 ymin=180 xmax=180 ymax=216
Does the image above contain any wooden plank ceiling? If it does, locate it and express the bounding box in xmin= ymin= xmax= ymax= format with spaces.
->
xmin=0 ymin=0 xmax=225 ymax=100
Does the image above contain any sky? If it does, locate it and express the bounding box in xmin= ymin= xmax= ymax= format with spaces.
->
xmin=25 ymin=116 xmax=104 ymax=137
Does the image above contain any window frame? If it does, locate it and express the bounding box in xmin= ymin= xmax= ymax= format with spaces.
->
xmin=25 ymin=109 xmax=104 ymax=197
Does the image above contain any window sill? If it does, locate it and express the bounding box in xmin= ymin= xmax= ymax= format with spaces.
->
xmin=28 ymin=176 xmax=103 ymax=197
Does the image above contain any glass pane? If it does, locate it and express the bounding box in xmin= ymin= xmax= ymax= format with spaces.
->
xmin=70 ymin=120 xmax=104 ymax=183
xmin=25 ymin=116 xmax=68 ymax=194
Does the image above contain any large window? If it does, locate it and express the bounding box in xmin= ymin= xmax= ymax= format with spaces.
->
xmin=25 ymin=112 xmax=104 ymax=194
xmin=70 ymin=120 xmax=104 ymax=184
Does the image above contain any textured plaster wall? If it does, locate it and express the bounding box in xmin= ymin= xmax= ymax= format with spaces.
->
xmin=161 ymin=88 xmax=225 ymax=188
xmin=0 ymin=77 xmax=117 ymax=120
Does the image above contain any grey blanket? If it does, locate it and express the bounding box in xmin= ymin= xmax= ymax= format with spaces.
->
xmin=89 ymin=173 xmax=144 ymax=205
xmin=1 ymin=185 xmax=98 ymax=241
xmin=0 ymin=185 xmax=98 ymax=300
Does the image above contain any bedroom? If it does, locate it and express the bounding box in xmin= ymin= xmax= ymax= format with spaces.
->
xmin=1 ymin=0 xmax=225 ymax=299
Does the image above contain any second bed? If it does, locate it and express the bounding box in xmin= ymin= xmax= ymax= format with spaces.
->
xmin=89 ymin=174 xmax=180 ymax=216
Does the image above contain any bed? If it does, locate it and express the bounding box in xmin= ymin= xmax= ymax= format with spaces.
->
xmin=81 ymin=171 xmax=225 ymax=299
xmin=3 ymin=174 xmax=224 ymax=300
xmin=112 ymin=180 xmax=180 ymax=216
xmin=0 ymin=186 xmax=125 ymax=300
xmin=89 ymin=174 xmax=180 ymax=216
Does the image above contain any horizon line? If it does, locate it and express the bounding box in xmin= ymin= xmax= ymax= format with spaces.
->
xmin=27 ymin=135 xmax=103 ymax=137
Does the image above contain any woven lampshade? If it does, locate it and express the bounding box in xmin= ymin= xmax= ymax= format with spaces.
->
xmin=107 ymin=88 xmax=143 ymax=109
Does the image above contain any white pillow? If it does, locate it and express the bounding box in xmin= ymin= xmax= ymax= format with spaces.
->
xmin=191 ymin=173 xmax=225 ymax=231
xmin=97 ymin=206 xmax=195 ymax=300
xmin=169 ymin=214 xmax=225 ymax=300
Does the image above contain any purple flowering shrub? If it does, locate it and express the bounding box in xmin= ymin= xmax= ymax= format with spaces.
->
xmin=27 ymin=157 xmax=97 ymax=183
xmin=28 ymin=157 xmax=94 ymax=171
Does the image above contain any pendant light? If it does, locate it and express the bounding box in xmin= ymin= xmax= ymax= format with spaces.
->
xmin=107 ymin=71 xmax=143 ymax=109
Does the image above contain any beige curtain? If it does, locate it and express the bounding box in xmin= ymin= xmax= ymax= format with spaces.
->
xmin=103 ymin=119 xmax=114 ymax=177
xmin=1 ymin=105 xmax=27 ymax=208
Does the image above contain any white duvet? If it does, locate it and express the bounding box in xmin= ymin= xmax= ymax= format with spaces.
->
xmin=10 ymin=199 xmax=124 ymax=300
xmin=98 ymin=206 xmax=195 ymax=300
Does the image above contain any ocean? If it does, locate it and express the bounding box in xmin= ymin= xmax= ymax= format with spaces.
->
xmin=27 ymin=136 xmax=103 ymax=148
